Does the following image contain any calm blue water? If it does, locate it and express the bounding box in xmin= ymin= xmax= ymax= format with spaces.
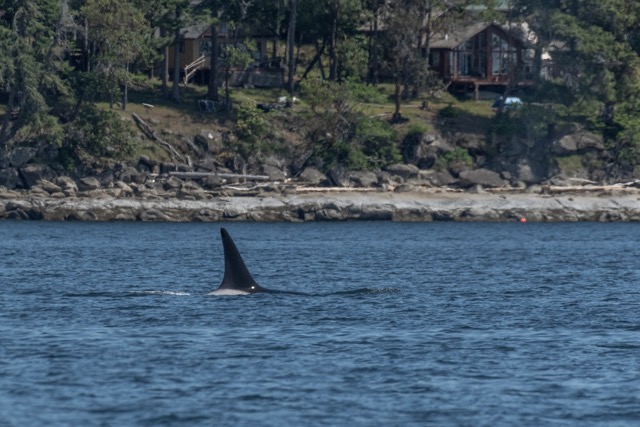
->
xmin=1 ymin=221 xmax=639 ymax=426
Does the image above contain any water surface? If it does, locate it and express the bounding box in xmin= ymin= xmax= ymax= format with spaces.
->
xmin=1 ymin=222 xmax=639 ymax=426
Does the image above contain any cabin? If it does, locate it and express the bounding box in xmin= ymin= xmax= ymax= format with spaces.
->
xmin=167 ymin=22 xmax=284 ymax=88
xmin=428 ymin=22 xmax=532 ymax=98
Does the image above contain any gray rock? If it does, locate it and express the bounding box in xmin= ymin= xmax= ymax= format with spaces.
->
xmin=551 ymin=134 xmax=578 ymax=155
xmin=53 ymin=176 xmax=78 ymax=192
xmin=349 ymin=171 xmax=378 ymax=188
xmin=118 ymin=166 xmax=140 ymax=183
xmin=138 ymin=209 xmax=172 ymax=221
xmin=38 ymin=180 xmax=63 ymax=194
xmin=0 ymin=168 xmax=21 ymax=189
xmin=422 ymin=170 xmax=456 ymax=186
xmin=261 ymin=164 xmax=287 ymax=181
xmin=458 ymin=168 xmax=506 ymax=188
xmin=328 ymin=165 xmax=350 ymax=187
xmin=78 ymin=177 xmax=101 ymax=191
xmin=18 ymin=164 xmax=56 ymax=188
xmin=384 ymin=163 xmax=419 ymax=180
xmin=576 ymin=133 xmax=604 ymax=151
xmin=7 ymin=147 xmax=37 ymax=168
xmin=299 ymin=167 xmax=329 ymax=186
xmin=163 ymin=176 xmax=183 ymax=190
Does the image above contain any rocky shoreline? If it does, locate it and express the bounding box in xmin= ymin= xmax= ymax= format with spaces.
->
xmin=2 ymin=180 xmax=640 ymax=222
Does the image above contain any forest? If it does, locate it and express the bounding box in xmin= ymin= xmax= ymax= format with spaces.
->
xmin=1 ymin=0 xmax=640 ymax=180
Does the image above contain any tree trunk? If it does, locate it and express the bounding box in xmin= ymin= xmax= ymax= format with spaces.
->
xmin=393 ymin=72 xmax=402 ymax=121
xmin=171 ymin=6 xmax=182 ymax=103
xmin=301 ymin=39 xmax=326 ymax=80
xmin=208 ymin=23 xmax=219 ymax=100
xmin=287 ymin=0 xmax=297 ymax=96
xmin=367 ymin=9 xmax=379 ymax=84
xmin=328 ymin=0 xmax=339 ymax=81
xmin=161 ymin=29 xmax=169 ymax=97
xmin=0 ymin=85 xmax=16 ymax=148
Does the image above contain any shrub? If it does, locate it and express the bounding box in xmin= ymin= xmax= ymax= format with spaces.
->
xmin=434 ymin=147 xmax=473 ymax=171
xmin=61 ymin=104 xmax=136 ymax=167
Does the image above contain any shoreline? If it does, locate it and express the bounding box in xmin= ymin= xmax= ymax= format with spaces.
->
xmin=2 ymin=185 xmax=640 ymax=222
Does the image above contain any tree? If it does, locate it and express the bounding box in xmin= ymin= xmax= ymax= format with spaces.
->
xmin=0 ymin=0 xmax=66 ymax=149
xmin=81 ymin=0 xmax=150 ymax=109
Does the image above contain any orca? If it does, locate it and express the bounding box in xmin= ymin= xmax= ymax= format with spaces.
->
xmin=209 ymin=228 xmax=272 ymax=295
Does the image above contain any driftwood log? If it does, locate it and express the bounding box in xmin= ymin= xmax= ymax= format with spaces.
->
xmin=168 ymin=171 xmax=271 ymax=181
xmin=132 ymin=113 xmax=185 ymax=163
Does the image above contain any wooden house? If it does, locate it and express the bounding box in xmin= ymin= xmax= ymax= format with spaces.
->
xmin=428 ymin=22 xmax=532 ymax=97
xmin=167 ymin=22 xmax=283 ymax=88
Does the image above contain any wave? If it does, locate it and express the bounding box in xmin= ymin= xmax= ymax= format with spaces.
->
xmin=129 ymin=290 xmax=191 ymax=296
xmin=324 ymin=287 xmax=401 ymax=296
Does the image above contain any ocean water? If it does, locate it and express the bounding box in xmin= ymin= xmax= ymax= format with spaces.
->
xmin=1 ymin=221 xmax=639 ymax=426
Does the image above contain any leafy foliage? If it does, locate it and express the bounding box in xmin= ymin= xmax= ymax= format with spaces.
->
xmin=61 ymin=105 xmax=136 ymax=167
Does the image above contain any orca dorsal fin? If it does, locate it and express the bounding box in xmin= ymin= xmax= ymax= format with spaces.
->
xmin=217 ymin=228 xmax=268 ymax=294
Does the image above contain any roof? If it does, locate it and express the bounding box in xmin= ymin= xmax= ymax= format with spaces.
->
xmin=430 ymin=22 xmax=492 ymax=49
xmin=181 ymin=23 xmax=210 ymax=39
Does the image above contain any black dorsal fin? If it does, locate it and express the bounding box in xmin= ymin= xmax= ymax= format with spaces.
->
xmin=217 ymin=228 xmax=268 ymax=293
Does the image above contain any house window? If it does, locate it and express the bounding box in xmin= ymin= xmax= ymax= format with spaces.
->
xmin=219 ymin=22 xmax=227 ymax=36
xmin=430 ymin=51 xmax=440 ymax=68
xmin=179 ymin=40 xmax=185 ymax=53
xmin=491 ymin=32 xmax=517 ymax=75
xmin=199 ymin=40 xmax=211 ymax=56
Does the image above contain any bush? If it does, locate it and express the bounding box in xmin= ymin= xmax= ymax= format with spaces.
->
xmin=437 ymin=105 xmax=462 ymax=118
xmin=354 ymin=116 xmax=401 ymax=168
xmin=61 ymin=104 xmax=136 ymax=167
xmin=434 ymin=147 xmax=473 ymax=171
xmin=346 ymin=80 xmax=388 ymax=104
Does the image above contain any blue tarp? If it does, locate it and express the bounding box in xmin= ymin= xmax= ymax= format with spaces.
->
xmin=492 ymin=96 xmax=523 ymax=109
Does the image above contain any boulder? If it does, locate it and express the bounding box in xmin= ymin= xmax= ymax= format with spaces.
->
xmin=458 ymin=168 xmax=506 ymax=188
xmin=38 ymin=179 xmax=63 ymax=194
xmin=0 ymin=168 xmax=21 ymax=190
xmin=6 ymin=147 xmax=37 ymax=168
xmin=552 ymin=134 xmax=578 ymax=155
xmin=350 ymin=171 xmax=379 ymax=188
xmin=18 ymin=164 xmax=56 ymax=188
xmin=118 ymin=166 xmax=140 ymax=183
xmin=299 ymin=167 xmax=329 ymax=186
xmin=163 ymin=176 xmax=183 ymax=191
xmin=384 ymin=163 xmax=419 ymax=180
xmin=77 ymin=176 xmax=101 ymax=191
xmin=328 ymin=165 xmax=350 ymax=187
xmin=261 ymin=164 xmax=287 ymax=181
xmin=421 ymin=170 xmax=456 ymax=186
xmin=53 ymin=176 xmax=79 ymax=193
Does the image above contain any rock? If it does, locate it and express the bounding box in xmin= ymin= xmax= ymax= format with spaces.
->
xmin=349 ymin=171 xmax=378 ymax=188
xmin=458 ymin=169 xmax=506 ymax=188
xmin=261 ymin=164 xmax=287 ymax=181
xmin=18 ymin=164 xmax=56 ymax=189
xmin=38 ymin=180 xmax=63 ymax=194
xmin=0 ymin=168 xmax=21 ymax=189
xmin=202 ymin=175 xmax=223 ymax=190
xmin=163 ymin=176 xmax=183 ymax=190
xmin=422 ymin=170 xmax=456 ymax=186
xmin=115 ymin=181 xmax=134 ymax=196
xmin=576 ymin=132 xmax=604 ymax=151
xmin=6 ymin=147 xmax=37 ymax=168
xmin=552 ymin=134 xmax=578 ymax=155
xmin=138 ymin=155 xmax=157 ymax=169
xmin=384 ymin=163 xmax=419 ymax=180
xmin=77 ymin=177 xmax=101 ymax=191
xmin=160 ymin=162 xmax=177 ymax=174
xmin=328 ymin=165 xmax=350 ymax=187
xmin=299 ymin=167 xmax=329 ymax=186
xmin=53 ymin=176 xmax=78 ymax=193
xmin=118 ymin=166 xmax=140 ymax=183
xmin=138 ymin=209 xmax=172 ymax=221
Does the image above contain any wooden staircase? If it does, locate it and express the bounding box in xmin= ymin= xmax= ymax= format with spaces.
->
xmin=184 ymin=55 xmax=207 ymax=84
